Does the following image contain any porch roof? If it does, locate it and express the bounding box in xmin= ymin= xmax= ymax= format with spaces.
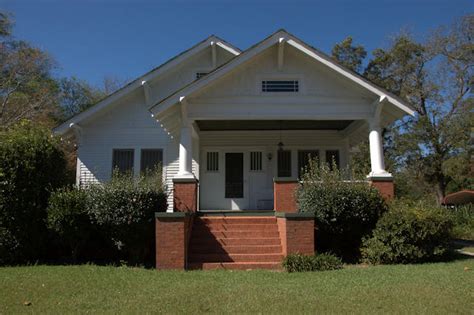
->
xmin=196 ymin=120 xmax=354 ymax=131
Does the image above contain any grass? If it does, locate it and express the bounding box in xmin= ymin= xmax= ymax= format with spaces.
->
xmin=1 ymin=258 xmax=473 ymax=314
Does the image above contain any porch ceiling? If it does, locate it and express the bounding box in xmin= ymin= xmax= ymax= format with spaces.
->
xmin=196 ymin=120 xmax=354 ymax=131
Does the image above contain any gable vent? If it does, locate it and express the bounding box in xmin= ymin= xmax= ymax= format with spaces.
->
xmin=262 ymin=80 xmax=299 ymax=92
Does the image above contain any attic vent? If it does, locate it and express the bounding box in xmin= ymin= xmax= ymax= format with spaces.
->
xmin=196 ymin=72 xmax=208 ymax=79
xmin=262 ymin=80 xmax=299 ymax=92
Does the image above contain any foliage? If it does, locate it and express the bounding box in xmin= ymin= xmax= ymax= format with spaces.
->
xmin=58 ymin=77 xmax=106 ymax=121
xmin=0 ymin=121 xmax=68 ymax=264
xmin=86 ymin=169 xmax=167 ymax=265
xmin=364 ymin=15 xmax=474 ymax=203
xmin=298 ymin=159 xmax=387 ymax=261
xmin=282 ymin=253 xmax=343 ymax=272
xmin=0 ymin=15 xmax=59 ymax=129
xmin=361 ymin=200 xmax=453 ymax=264
xmin=47 ymin=187 xmax=94 ymax=261
xmin=449 ymin=204 xmax=474 ymax=240
xmin=331 ymin=36 xmax=367 ymax=73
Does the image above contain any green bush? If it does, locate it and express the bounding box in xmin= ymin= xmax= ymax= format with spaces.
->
xmin=47 ymin=187 xmax=94 ymax=261
xmin=282 ymin=253 xmax=343 ymax=272
xmin=0 ymin=121 xmax=68 ymax=264
xmin=297 ymin=160 xmax=387 ymax=261
xmin=449 ymin=205 xmax=474 ymax=240
xmin=361 ymin=200 xmax=453 ymax=264
xmin=86 ymin=170 xmax=167 ymax=265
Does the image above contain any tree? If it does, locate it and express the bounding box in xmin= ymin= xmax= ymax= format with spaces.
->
xmin=332 ymin=36 xmax=367 ymax=74
xmin=0 ymin=12 xmax=59 ymax=129
xmin=58 ymin=77 xmax=105 ymax=120
xmin=364 ymin=15 xmax=473 ymax=203
xmin=0 ymin=121 xmax=68 ymax=264
xmin=0 ymin=12 xmax=12 ymax=37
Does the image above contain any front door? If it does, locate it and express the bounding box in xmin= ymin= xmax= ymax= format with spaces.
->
xmin=225 ymin=153 xmax=244 ymax=198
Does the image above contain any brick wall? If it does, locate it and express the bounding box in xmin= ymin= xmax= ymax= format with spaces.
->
xmin=155 ymin=214 xmax=193 ymax=270
xmin=274 ymin=181 xmax=299 ymax=213
xmin=173 ymin=180 xmax=198 ymax=212
xmin=370 ymin=179 xmax=394 ymax=201
xmin=277 ymin=214 xmax=315 ymax=256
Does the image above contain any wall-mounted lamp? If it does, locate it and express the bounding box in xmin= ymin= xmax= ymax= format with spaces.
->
xmin=267 ymin=152 xmax=273 ymax=161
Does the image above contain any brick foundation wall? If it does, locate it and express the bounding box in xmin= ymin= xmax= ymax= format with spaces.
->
xmin=370 ymin=179 xmax=394 ymax=201
xmin=155 ymin=213 xmax=194 ymax=270
xmin=173 ymin=179 xmax=198 ymax=212
xmin=274 ymin=180 xmax=299 ymax=213
xmin=277 ymin=213 xmax=315 ymax=256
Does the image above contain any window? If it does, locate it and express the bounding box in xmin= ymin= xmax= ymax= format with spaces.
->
xmin=140 ymin=149 xmax=163 ymax=174
xmin=196 ymin=72 xmax=208 ymax=80
xmin=326 ymin=150 xmax=340 ymax=170
xmin=262 ymin=80 xmax=299 ymax=92
xmin=298 ymin=150 xmax=319 ymax=178
xmin=207 ymin=152 xmax=219 ymax=171
xmin=250 ymin=152 xmax=263 ymax=171
xmin=112 ymin=149 xmax=134 ymax=174
xmin=277 ymin=150 xmax=292 ymax=177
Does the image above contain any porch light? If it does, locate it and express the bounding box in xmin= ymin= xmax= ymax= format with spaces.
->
xmin=278 ymin=141 xmax=284 ymax=152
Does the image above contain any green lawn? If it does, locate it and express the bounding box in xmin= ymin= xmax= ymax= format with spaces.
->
xmin=1 ymin=259 xmax=473 ymax=314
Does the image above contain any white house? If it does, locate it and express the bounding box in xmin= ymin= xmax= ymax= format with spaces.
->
xmin=55 ymin=30 xmax=414 ymax=269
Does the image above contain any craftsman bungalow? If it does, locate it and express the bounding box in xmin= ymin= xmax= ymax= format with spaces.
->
xmin=55 ymin=30 xmax=414 ymax=270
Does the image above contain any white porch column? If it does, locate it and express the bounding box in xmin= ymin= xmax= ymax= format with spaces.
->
xmin=176 ymin=97 xmax=195 ymax=179
xmin=177 ymin=124 xmax=193 ymax=177
xmin=368 ymin=119 xmax=391 ymax=178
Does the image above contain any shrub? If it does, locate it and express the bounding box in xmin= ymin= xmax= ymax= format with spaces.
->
xmin=297 ymin=160 xmax=387 ymax=261
xmin=282 ymin=253 xmax=343 ymax=272
xmin=0 ymin=121 xmax=68 ymax=264
xmin=86 ymin=170 xmax=167 ymax=265
xmin=449 ymin=205 xmax=474 ymax=240
xmin=361 ymin=200 xmax=453 ymax=264
xmin=47 ymin=187 xmax=94 ymax=261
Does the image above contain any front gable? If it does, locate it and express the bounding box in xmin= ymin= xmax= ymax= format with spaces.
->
xmin=150 ymin=30 xmax=415 ymax=139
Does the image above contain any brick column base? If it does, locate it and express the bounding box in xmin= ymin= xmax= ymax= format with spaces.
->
xmin=274 ymin=180 xmax=299 ymax=213
xmin=369 ymin=178 xmax=394 ymax=201
xmin=276 ymin=212 xmax=315 ymax=256
xmin=173 ymin=178 xmax=198 ymax=212
xmin=155 ymin=212 xmax=194 ymax=270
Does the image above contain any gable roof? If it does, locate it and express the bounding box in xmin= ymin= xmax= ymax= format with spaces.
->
xmin=54 ymin=35 xmax=241 ymax=135
xmin=149 ymin=29 xmax=415 ymax=117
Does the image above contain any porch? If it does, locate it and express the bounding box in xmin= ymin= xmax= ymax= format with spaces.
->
xmin=171 ymin=117 xmax=393 ymax=213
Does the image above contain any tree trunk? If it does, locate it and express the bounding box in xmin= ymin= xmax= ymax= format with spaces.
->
xmin=435 ymin=178 xmax=446 ymax=205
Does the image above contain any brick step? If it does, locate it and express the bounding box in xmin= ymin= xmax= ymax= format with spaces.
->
xmin=190 ymin=245 xmax=282 ymax=255
xmin=190 ymin=237 xmax=282 ymax=246
xmin=191 ymin=230 xmax=280 ymax=238
xmin=192 ymin=224 xmax=279 ymax=232
xmin=188 ymin=253 xmax=283 ymax=263
xmin=195 ymin=217 xmax=277 ymax=225
xmin=188 ymin=262 xmax=282 ymax=270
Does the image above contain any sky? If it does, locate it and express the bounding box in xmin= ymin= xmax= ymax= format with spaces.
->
xmin=3 ymin=0 xmax=472 ymax=87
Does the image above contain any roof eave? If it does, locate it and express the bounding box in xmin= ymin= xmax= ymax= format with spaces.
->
xmin=53 ymin=35 xmax=241 ymax=135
